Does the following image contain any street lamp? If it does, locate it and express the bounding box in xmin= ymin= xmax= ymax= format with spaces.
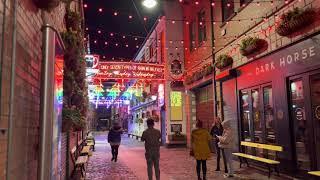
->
xmin=142 ymin=0 xmax=157 ymax=8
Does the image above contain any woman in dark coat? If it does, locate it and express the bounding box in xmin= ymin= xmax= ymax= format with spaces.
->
xmin=108 ymin=122 xmax=123 ymax=162
xmin=210 ymin=117 xmax=228 ymax=172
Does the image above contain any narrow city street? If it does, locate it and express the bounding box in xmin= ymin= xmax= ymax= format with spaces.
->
xmin=86 ymin=132 xmax=289 ymax=180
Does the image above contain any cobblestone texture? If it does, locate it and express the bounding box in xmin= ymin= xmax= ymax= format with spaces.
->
xmin=86 ymin=132 xmax=291 ymax=180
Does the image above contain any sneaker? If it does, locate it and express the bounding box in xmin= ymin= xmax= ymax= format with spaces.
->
xmin=215 ymin=168 xmax=220 ymax=171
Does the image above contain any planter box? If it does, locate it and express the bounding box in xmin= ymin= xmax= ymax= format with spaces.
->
xmin=276 ymin=8 xmax=316 ymax=36
xmin=240 ymin=39 xmax=267 ymax=56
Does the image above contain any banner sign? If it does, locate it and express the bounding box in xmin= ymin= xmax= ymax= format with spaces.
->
xmin=96 ymin=62 xmax=165 ymax=80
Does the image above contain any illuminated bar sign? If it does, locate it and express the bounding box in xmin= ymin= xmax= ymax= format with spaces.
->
xmin=170 ymin=91 xmax=183 ymax=121
xmin=96 ymin=62 xmax=165 ymax=80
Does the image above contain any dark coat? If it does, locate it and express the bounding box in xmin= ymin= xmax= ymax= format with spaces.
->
xmin=210 ymin=124 xmax=223 ymax=144
xmin=108 ymin=127 xmax=122 ymax=143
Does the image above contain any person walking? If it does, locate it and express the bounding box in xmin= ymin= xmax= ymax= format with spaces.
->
xmin=141 ymin=118 xmax=161 ymax=180
xmin=107 ymin=122 xmax=123 ymax=162
xmin=217 ymin=120 xmax=234 ymax=178
xmin=210 ymin=117 xmax=228 ymax=173
xmin=191 ymin=120 xmax=212 ymax=180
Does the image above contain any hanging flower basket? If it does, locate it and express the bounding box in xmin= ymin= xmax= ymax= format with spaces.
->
xmin=215 ymin=54 xmax=233 ymax=70
xmin=276 ymin=7 xmax=316 ymax=36
xmin=33 ymin=0 xmax=60 ymax=11
xmin=192 ymin=71 xmax=203 ymax=81
xmin=185 ymin=76 xmax=193 ymax=85
xmin=203 ymin=64 xmax=213 ymax=76
xmin=240 ymin=37 xmax=266 ymax=56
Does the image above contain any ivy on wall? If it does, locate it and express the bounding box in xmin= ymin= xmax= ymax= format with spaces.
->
xmin=61 ymin=1 xmax=88 ymax=132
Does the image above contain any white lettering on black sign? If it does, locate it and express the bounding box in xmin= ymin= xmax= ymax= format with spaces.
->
xmin=255 ymin=46 xmax=316 ymax=75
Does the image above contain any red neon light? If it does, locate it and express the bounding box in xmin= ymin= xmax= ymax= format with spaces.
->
xmin=95 ymin=62 xmax=165 ymax=80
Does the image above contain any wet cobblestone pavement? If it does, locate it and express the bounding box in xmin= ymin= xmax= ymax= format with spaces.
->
xmin=86 ymin=131 xmax=292 ymax=180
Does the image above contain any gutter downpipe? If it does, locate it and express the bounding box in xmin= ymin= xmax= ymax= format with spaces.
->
xmin=210 ymin=0 xmax=217 ymax=117
xmin=6 ymin=0 xmax=18 ymax=179
xmin=39 ymin=24 xmax=65 ymax=180
xmin=0 ymin=0 xmax=7 ymax=128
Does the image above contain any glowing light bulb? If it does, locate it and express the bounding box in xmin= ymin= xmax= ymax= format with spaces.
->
xmin=142 ymin=0 xmax=157 ymax=8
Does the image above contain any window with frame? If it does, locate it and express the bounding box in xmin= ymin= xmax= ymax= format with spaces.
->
xmin=198 ymin=10 xmax=206 ymax=43
xmin=222 ymin=0 xmax=235 ymax=22
xmin=239 ymin=84 xmax=276 ymax=157
xmin=149 ymin=45 xmax=154 ymax=58
xmin=189 ymin=21 xmax=196 ymax=51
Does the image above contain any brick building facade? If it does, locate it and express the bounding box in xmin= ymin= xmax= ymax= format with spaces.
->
xmin=182 ymin=0 xmax=320 ymax=177
xmin=0 ymin=0 xmax=83 ymax=179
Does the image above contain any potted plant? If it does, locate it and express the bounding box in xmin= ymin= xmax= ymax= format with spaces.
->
xmin=240 ymin=37 xmax=266 ymax=56
xmin=33 ymin=0 xmax=60 ymax=11
xmin=276 ymin=7 xmax=316 ymax=36
xmin=215 ymin=54 xmax=233 ymax=70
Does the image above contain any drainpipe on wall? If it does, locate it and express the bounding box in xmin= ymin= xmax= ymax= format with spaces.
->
xmin=209 ymin=0 xmax=217 ymax=117
xmin=0 ymin=0 xmax=8 ymax=127
xmin=6 ymin=0 xmax=17 ymax=179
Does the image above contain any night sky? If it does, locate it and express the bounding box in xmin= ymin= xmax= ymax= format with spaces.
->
xmin=84 ymin=0 xmax=162 ymax=61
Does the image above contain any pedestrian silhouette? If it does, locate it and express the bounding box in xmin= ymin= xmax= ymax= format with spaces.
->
xmin=108 ymin=122 xmax=123 ymax=162
xmin=141 ymin=118 xmax=161 ymax=180
xmin=191 ymin=120 xmax=212 ymax=180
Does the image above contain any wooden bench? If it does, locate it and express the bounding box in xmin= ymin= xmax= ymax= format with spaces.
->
xmin=233 ymin=141 xmax=283 ymax=177
xmin=308 ymin=171 xmax=320 ymax=177
xmin=81 ymin=145 xmax=92 ymax=156
xmin=86 ymin=139 xmax=95 ymax=151
xmin=70 ymin=146 xmax=88 ymax=178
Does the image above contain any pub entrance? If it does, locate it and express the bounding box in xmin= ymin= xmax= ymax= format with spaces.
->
xmin=288 ymin=70 xmax=320 ymax=172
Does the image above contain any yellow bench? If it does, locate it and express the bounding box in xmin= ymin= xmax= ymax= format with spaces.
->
xmin=308 ymin=171 xmax=320 ymax=177
xmin=71 ymin=146 xmax=88 ymax=178
xmin=81 ymin=146 xmax=91 ymax=155
xmin=232 ymin=141 xmax=283 ymax=178
xmin=86 ymin=139 xmax=95 ymax=151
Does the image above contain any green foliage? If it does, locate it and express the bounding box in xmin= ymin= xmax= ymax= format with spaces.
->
xmin=240 ymin=37 xmax=259 ymax=52
xmin=215 ymin=54 xmax=233 ymax=69
xmin=276 ymin=7 xmax=316 ymax=36
xmin=61 ymin=8 xmax=87 ymax=132
xmin=61 ymin=31 xmax=80 ymax=50
xmin=62 ymin=107 xmax=86 ymax=131
xmin=281 ymin=7 xmax=308 ymax=22
xmin=65 ymin=11 xmax=81 ymax=31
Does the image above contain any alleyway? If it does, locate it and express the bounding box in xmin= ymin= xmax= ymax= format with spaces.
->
xmin=86 ymin=132 xmax=290 ymax=180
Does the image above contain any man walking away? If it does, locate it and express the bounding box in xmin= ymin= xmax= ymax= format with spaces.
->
xmin=141 ymin=118 xmax=161 ymax=180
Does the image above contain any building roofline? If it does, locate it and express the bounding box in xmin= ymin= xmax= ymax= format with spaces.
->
xmin=133 ymin=15 xmax=164 ymax=60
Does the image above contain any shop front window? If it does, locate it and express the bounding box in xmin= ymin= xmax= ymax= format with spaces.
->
xmin=290 ymin=79 xmax=310 ymax=171
xmin=264 ymin=86 xmax=275 ymax=144
xmin=252 ymin=89 xmax=263 ymax=143
xmin=240 ymin=84 xmax=276 ymax=148
xmin=241 ymin=91 xmax=251 ymax=141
